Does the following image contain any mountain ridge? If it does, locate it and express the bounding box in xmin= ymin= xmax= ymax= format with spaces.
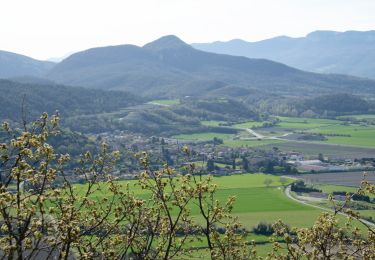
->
xmin=47 ymin=35 xmax=375 ymax=98
xmin=192 ymin=30 xmax=375 ymax=79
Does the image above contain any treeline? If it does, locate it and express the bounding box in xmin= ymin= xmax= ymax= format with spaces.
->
xmin=0 ymin=79 xmax=143 ymax=123
xmin=64 ymin=98 xmax=257 ymax=135
xmin=254 ymin=93 xmax=372 ymax=118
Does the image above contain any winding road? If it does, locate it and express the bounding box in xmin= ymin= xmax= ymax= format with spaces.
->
xmin=284 ymin=185 xmax=375 ymax=228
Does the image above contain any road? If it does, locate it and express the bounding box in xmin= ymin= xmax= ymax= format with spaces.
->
xmin=244 ymin=128 xmax=363 ymax=148
xmin=284 ymin=185 xmax=375 ymax=228
xmin=244 ymin=128 xmax=291 ymax=140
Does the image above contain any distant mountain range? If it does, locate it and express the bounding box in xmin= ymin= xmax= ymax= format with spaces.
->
xmin=46 ymin=35 xmax=375 ymax=98
xmin=0 ymin=50 xmax=55 ymax=78
xmin=1 ymin=34 xmax=375 ymax=99
xmin=192 ymin=30 xmax=375 ymax=80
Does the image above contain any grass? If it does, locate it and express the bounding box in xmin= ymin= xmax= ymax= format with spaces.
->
xmin=73 ymin=173 xmax=370 ymax=235
xmin=313 ymin=184 xmax=360 ymax=194
xmin=69 ymin=173 xmax=371 ymax=257
xmin=337 ymin=114 xmax=375 ymax=120
xmin=149 ymin=99 xmax=180 ymax=106
xmin=276 ymin=117 xmax=339 ymax=130
xmin=233 ymin=121 xmax=266 ymax=129
xmin=307 ymin=124 xmax=375 ymax=148
xmin=73 ymin=174 xmax=320 ymax=229
xmin=273 ymin=116 xmax=375 ymax=148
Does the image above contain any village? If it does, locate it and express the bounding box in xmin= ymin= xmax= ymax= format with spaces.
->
xmin=95 ymin=131 xmax=375 ymax=180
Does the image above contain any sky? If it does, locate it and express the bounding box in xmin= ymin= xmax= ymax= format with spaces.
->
xmin=1 ymin=0 xmax=375 ymax=60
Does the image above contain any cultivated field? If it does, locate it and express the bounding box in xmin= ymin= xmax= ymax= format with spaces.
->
xmin=149 ymin=99 xmax=180 ymax=106
xmin=74 ymin=173 xmax=332 ymax=229
xmin=292 ymin=171 xmax=375 ymax=187
xmin=172 ymin=116 xmax=375 ymax=158
xmin=262 ymin=141 xmax=375 ymax=158
xmin=276 ymin=117 xmax=375 ymax=148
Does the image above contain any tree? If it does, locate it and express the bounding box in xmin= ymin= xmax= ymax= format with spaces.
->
xmin=242 ymin=157 xmax=249 ymax=172
xmin=264 ymin=178 xmax=273 ymax=188
xmin=206 ymin=159 xmax=215 ymax=172
xmin=318 ymin=152 xmax=324 ymax=162
xmin=279 ymin=177 xmax=288 ymax=187
xmin=232 ymin=158 xmax=236 ymax=170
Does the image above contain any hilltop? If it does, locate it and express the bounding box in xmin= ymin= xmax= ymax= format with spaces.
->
xmin=0 ymin=50 xmax=55 ymax=78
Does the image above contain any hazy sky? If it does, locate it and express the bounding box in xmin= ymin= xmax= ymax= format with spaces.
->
xmin=1 ymin=0 xmax=375 ymax=60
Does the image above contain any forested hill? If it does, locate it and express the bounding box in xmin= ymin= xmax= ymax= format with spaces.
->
xmin=192 ymin=30 xmax=375 ymax=80
xmin=0 ymin=50 xmax=55 ymax=78
xmin=47 ymin=35 xmax=375 ymax=98
xmin=0 ymin=79 xmax=143 ymax=122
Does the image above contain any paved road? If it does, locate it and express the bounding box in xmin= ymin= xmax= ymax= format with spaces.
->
xmin=245 ymin=128 xmax=365 ymax=148
xmin=284 ymin=185 xmax=375 ymax=228
xmin=245 ymin=128 xmax=265 ymax=139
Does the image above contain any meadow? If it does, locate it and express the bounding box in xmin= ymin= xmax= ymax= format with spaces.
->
xmin=71 ymin=173 xmax=369 ymax=255
xmin=74 ymin=173 xmax=321 ymax=228
xmin=274 ymin=117 xmax=375 ymax=148
xmin=149 ymin=99 xmax=180 ymax=106
xmin=173 ymin=116 xmax=375 ymax=149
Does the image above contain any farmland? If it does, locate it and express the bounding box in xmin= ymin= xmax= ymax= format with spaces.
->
xmin=71 ymin=172 xmax=370 ymax=256
xmin=73 ymin=173 xmax=339 ymax=228
xmin=170 ymin=115 xmax=375 ymax=150
xmin=292 ymin=171 xmax=375 ymax=187
xmin=276 ymin=117 xmax=375 ymax=148
xmin=172 ymin=131 xmax=284 ymax=147
xmin=149 ymin=99 xmax=180 ymax=106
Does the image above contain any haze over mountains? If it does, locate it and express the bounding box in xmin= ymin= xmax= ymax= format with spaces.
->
xmin=192 ymin=30 xmax=375 ymax=80
xmin=1 ymin=33 xmax=375 ymax=100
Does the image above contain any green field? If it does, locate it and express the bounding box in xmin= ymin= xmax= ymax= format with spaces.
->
xmin=71 ymin=173 xmax=369 ymax=255
xmin=338 ymin=114 xmax=375 ymax=120
xmin=233 ymin=121 xmax=266 ymax=129
xmin=275 ymin=116 xmax=375 ymax=148
xmin=149 ymin=99 xmax=180 ymax=105
xmin=314 ymin=184 xmax=360 ymax=194
xmin=74 ymin=174 xmax=323 ymax=228
xmin=276 ymin=117 xmax=340 ymax=130
xmin=175 ymin=116 xmax=375 ymax=148
xmin=307 ymin=124 xmax=375 ymax=147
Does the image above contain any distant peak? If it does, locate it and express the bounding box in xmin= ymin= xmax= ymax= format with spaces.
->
xmin=143 ymin=35 xmax=190 ymax=50
xmin=306 ymin=30 xmax=340 ymax=39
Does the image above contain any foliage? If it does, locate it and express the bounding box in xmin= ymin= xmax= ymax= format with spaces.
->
xmin=0 ymin=79 xmax=143 ymax=124
xmin=291 ymin=180 xmax=322 ymax=193
xmin=252 ymin=222 xmax=274 ymax=236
